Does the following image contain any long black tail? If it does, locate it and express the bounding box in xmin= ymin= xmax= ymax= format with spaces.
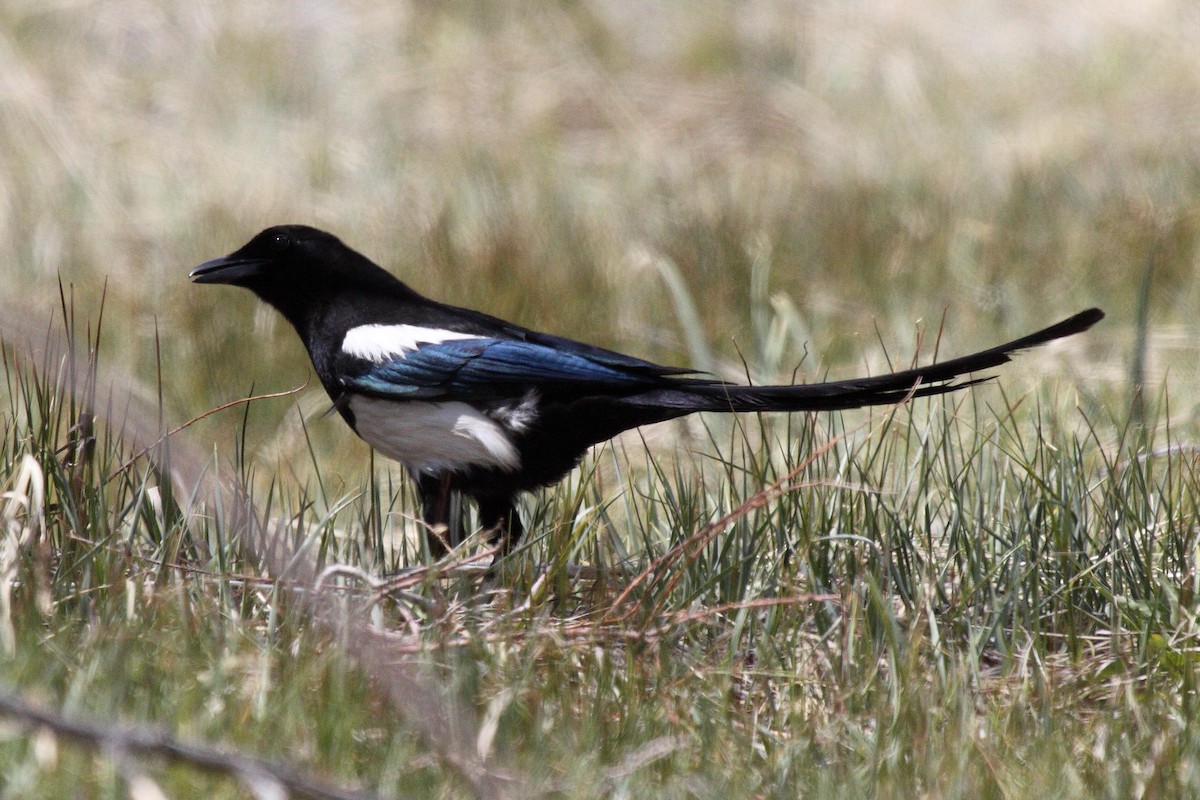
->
xmin=629 ymin=307 xmax=1104 ymax=415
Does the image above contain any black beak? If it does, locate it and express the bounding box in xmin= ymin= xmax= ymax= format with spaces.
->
xmin=189 ymin=256 xmax=268 ymax=285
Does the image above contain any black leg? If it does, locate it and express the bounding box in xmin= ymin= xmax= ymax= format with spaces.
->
xmin=475 ymin=495 xmax=524 ymax=553
xmin=414 ymin=471 xmax=457 ymax=557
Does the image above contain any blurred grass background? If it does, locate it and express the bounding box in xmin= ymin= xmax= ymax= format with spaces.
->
xmin=4 ymin=0 xmax=1191 ymax=473
xmin=3 ymin=1 xmax=1200 ymax=797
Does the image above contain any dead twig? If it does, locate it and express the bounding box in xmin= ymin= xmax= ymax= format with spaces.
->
xmin=104 ymin=381 xmax=308 ymax=484
xmin=0 ymin=689 xmax=392 ymax=800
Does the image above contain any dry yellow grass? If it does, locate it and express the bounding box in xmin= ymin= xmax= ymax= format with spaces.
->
xmin=2 ymin=5 xmax=1200 ymax=796
xmin=3 ymin=0 xmax=1190 ymax=498
xmin=1 ymin=0 xmax=1194 ymax=491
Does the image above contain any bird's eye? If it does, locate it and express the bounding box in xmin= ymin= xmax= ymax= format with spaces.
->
xmin=271 ymin=232 xmax=292 ymax=252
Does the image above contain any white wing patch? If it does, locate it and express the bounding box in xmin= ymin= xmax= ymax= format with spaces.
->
xmin=342 ymin=324 xmax=481 ymax=362
xmin=348 ymin=397 xmax=521 ymax=473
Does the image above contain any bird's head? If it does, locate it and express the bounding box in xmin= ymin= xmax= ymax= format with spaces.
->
xmin=190 ymin=225 xmax=346 ymax=289
xmin=190 ymin=225 xmax=409 ymax=320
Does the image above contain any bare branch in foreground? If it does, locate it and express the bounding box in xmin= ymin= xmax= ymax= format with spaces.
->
xmin=0 ymin=689 xmax=393 ymax=800
xmin=1 ymin=302 xmax=523 ymax=800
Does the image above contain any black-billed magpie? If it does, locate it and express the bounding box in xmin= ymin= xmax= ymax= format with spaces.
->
xmin=191 ymin=225 xmax=1103 ymax=555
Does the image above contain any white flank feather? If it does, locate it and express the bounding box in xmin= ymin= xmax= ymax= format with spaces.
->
xmin=348 ymin=397 xmax=521 ymax=473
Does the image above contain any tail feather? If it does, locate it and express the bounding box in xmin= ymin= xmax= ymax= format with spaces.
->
xmin=629 ymin=307 xmax=1104 ymax=415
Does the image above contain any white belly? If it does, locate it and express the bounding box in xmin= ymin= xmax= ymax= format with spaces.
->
xmin=348 ymin=397 xmax=521 ymax=474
